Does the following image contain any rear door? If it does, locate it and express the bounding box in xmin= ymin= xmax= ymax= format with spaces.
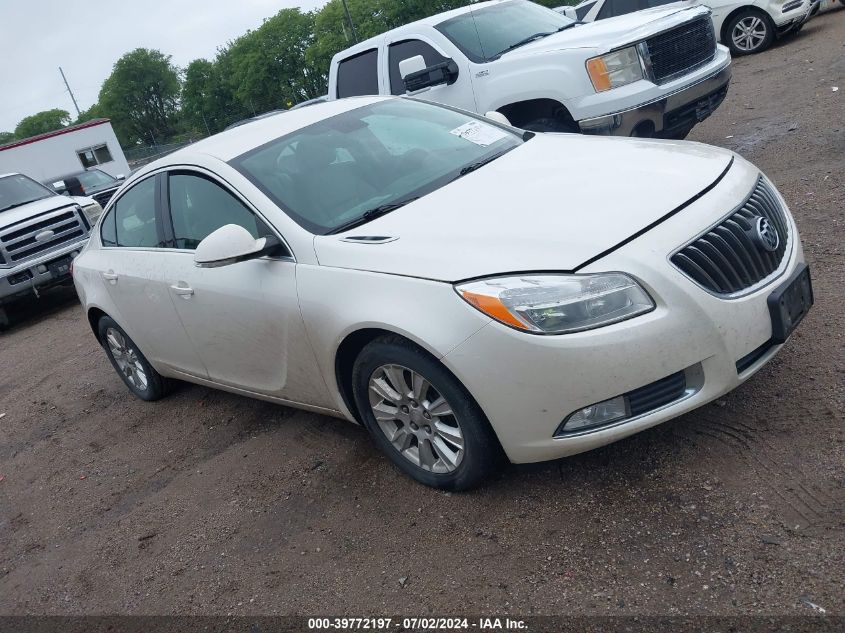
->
xmin=99 ymin=173 xmax=207 ymax=377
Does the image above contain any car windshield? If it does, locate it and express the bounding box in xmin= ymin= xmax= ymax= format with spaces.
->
xmin=0 ymin=174 xmax=55 ymax=213
xmin=436 ymin=0 xmax=575 ymax=63
xmin=76 ymin=169 xmax=118 ymax=190
xmin=231 ymin=98 xmax=523 ymax=235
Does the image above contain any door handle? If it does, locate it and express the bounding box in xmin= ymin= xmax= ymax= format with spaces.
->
xmin=102 ymin=270 xmax=118 ymax=283
xmin=170 ymin=284 xmax=194 ymax=297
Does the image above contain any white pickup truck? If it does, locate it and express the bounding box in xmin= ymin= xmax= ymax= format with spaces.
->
xmin=328 ymin=0 xmax=732 ymax=138
xmin=0 ymin=173 xmax=101 ymax=328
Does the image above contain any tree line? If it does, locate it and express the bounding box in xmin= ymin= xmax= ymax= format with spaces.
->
xmin=1 ymin=0 xmax=563 ymax=148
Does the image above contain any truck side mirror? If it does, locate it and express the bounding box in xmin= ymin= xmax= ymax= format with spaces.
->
xmin=561 ymin=6 xmax=577 ymax=19
xmin=401 ymin=56 xmax=459 ymax=93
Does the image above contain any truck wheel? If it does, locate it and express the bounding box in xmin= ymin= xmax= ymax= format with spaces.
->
xmin=523 ymin=117 xmax=578 ymax=134
xmin=0 ymin=305 xmax=9 ymax=331
xmin=725 ymin=10 xmax=774 ymax=55
xmin=97 ymin=316 xmax=171 ymax=401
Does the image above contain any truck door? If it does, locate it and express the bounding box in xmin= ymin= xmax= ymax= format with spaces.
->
xmin=386 ymin=37 xmax=478 ymax=113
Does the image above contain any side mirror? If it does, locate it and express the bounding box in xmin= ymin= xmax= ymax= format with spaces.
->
xmin=194 ymin=224 xmax=280 ymax=268
xmin=561 ymin=7 xmax=578 ymax=20
xmin=484 ymin=111 xmax=512 ymax=126
xmin=115 ymin=174 xmax=126 ymax=181
xmin=401 ymin=56 xmax=459 ymax=93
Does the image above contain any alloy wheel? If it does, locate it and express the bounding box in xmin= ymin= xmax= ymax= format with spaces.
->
xmin=105 ymin=327 xmax=148 ymax=391
xmin=732 ymin=16 xmax=767 ymax=52
xmin=368 ymin=364 xmax=464 ymax=474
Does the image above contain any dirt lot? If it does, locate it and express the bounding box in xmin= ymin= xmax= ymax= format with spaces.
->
xmin=1 ymin=9 xmax=843 ymax=619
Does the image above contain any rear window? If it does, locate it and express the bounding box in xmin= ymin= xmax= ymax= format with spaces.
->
xmin=336 ymin=49 xmax=379 ymax=98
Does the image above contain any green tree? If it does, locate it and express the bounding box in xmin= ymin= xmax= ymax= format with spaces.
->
xmin=182 ymin=59 xmax=240 ymax=134
xmin=99 ymin=48 xmax=181 ymax=145
xmin=75 ymin=102 xmax=105 ymax=124
xmin=0 ymin=131 xmax=15 ymax=144
xmin=13 ymin=108 xmax=70 ymax=139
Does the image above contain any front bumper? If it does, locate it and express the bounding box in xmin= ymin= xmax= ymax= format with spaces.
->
xmin=578 ymin=62 xmax=731 ymax=137
xmin=0 ymin=240 xmax=87 ymax=303
xmin=442 ymin=159 xmax=807 ymax=464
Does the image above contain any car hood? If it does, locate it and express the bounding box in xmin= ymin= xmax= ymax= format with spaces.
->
xmin=0 ymin=196 xmax=84 ymax=230
xmin=313 ymin=134 xmax=734 ymax=282
xmin=506 ymin=3 xmax=708 ymax=55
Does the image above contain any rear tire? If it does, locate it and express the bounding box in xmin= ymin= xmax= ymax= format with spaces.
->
xmin=351 ymin=335 xmax=504 ymax=490
xmin=725 ymin=9 xmax=775 ymax=55
xmin=97 ymin=316 xmax=170 ymax=401
xmin=0 ymin=305 xmax=9 ymax=331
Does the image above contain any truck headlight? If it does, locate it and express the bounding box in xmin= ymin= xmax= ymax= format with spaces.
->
xmin=80 ymin=202 xmax=103 ymax=225
xmin=456 ymin=273 xmax=655 ymax=334
xmin=586 ymin=46 xmax=643 ymax=92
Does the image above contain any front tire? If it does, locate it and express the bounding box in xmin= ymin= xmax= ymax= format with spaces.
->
xmin=97 ymin=316 xmax=170 ymax=401
xmin=523 ymin=117 xmax=579 ymax=134
xmin=725 ymin=10 xmax=775 ymax=55
xmin=351 ymin=335 xmax=504 ymax=490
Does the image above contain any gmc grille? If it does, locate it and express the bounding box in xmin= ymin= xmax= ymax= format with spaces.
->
xmin=671 ymin=177 xmax=790 ymax=296
xmin=645 ymin=17 xmax=717 ymax=84
xmin=0 ymin=206 xmax=88 ymax=264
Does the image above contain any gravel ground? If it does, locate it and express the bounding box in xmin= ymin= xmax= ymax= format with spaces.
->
xmin=1 ymin=8 xmax=843 ymax=618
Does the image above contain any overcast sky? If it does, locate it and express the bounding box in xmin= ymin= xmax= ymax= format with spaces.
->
xmin=0 ymin=0 xmax=328 ymax=132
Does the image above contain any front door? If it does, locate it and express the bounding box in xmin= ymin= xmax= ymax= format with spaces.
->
xmin=160 ymin=170 xmax=332 ymax=407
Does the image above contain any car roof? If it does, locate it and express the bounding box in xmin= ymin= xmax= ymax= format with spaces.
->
xmin=135 ymin=96 xmax=389 ymax=176
xmin=336 ymin=0 xmax=510 ymax=56
xmin=50 ymin=168 xmax=111 ymax=181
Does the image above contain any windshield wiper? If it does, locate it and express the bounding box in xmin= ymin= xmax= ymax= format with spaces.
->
xmin=451 ymin=148 xmax=514 ymax=183
xmin=491 ymin=23 xmax=579 ymax=59
xmin=327 ymin=197 xmax=420 ymax=235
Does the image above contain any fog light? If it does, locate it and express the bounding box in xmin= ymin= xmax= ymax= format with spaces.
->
xmin=36 ymin=264 xmax=48 ymax=273
xmin=557 ymin=395 xmax=628 ymax=435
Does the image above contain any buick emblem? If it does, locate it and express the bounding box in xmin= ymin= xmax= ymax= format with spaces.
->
xmin=752 ymin=216 xmax=779 ymax=252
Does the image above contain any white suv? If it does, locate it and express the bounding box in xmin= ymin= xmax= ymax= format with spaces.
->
xmin=558 ymin=0 xmax=815 ymax=55
xmin=329 ymin=0 xmax=731 ymax=139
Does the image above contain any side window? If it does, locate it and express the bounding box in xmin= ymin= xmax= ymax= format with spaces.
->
xmin=388 ymin=40 xmax=449 ymax=95
xmin=576 ymin=1 xmax=597 ymax=20
xmin=168 ymin=173 xmax=269 ymax=250
xmin=336 ymin=49 xmax=379 ymax=98
xmin=114 ymin=177 xmax=161 ymax=248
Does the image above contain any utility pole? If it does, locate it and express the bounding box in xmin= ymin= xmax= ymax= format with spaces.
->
xmin=341 ymin=0 xmax=359 ymax=43
xmin=59 ymin=67 xmax=81 ymax=118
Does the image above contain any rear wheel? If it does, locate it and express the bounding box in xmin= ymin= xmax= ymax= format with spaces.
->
xmin=0 ymin=305 xmax=9 ymax=331
xmin=725 ymin=10 xmax=775 ymax=55
xmin=351 ymin=335 xmax=504 ymax=490
xmin=97 ymin=316 xmax=170 ymax=401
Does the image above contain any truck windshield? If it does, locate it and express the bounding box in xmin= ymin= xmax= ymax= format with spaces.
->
xmin=0 ymin=174 xmax=55 ymax=213
xmin=231 ymin=98 xmax=523 ymax=235
xmin=436 ymin=0 xmax=575 ymax=63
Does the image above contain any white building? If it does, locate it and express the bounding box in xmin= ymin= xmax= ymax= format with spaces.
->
xmin=0 ymin=118 xmax=130 ymax=183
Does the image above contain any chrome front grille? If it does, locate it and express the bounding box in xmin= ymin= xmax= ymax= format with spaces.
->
xmin=644 ymin=17 xmax=717 ymax=84
xmin=0 ymin=205 xmax=88 ymax=265
xmin=671 ymin=177 xmax=790 ymax=296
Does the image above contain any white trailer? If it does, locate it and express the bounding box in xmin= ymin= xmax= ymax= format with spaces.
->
xmin=0 ymin=119 xmax=130 ymax=183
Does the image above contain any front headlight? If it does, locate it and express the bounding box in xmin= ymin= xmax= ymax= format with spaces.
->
xmin=586 ymin=46 xmax=643 ymax=92
xmin=80 ymin=202 xmax=103 ymax=225
xmin=456 ymin=273 xmax=654 ymax=334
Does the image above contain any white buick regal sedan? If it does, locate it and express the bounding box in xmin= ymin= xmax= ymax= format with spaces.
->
xmin=72 ymin=97 xmax=812 ymax=490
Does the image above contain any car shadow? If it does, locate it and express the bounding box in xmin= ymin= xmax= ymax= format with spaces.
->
xmin=0 ymin=285 xmax=80 ymax=334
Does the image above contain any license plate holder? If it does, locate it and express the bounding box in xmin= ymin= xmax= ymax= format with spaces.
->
xmin=48 ymin=257 xmax=72 ymax=279
xmin=768 ymin=264 xmax=813 ymax=344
